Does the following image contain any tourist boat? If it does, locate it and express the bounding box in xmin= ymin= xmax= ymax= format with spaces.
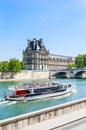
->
xmin=4 ymin=81 xmax=76 ymax=101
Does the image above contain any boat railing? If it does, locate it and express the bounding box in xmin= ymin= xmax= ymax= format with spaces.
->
xmin=8 ymin=82 xmax=73 ymax=92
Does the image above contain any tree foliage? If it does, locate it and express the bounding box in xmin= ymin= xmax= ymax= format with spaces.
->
xmin=20 ymin=61 xmax=25 ymax=70
xmin=0 ymin=61 xmax=9 ymax=78
xmin=9 ymin=58 xmax=21 ymax=78
xmin=75 ymin=54 xmax=86 ymax=68
xmin=68 ymin=63 xmax=76 ymax=68
xmin=0 ymin=61 xmax=9 ymax=72
xmin=0 ymin=58 xmax=25 ymax=79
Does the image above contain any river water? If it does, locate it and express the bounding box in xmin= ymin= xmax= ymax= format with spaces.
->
xmin=0 ymin=78 xmax=86 ymax=120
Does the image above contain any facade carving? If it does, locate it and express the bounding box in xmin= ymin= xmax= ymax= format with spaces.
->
xmin=23 ymin=38 xmax=75 ymax=70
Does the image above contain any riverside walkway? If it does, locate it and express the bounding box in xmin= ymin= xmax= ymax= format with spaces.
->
xmin=20 ymin=108 xmax=86 ymax=130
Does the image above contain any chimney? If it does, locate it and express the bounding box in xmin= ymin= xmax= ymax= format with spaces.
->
xmin=33 ymin=38 xmax=37 ymax=50
xmin=27 ymin=39 xmax=31 ymax=47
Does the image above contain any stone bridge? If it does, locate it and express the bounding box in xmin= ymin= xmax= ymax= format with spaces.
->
xmin=50 ymin=68 xmax=86 ymax=78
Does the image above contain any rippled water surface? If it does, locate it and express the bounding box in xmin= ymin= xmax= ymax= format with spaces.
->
xmin=0 ymin=78 xmax=86 ymax=120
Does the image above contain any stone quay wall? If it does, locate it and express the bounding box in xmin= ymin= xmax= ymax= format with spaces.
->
xmin=0 ymin=98 xmax=86 ymax=130
xmin=14 ymin=70 xmax=50 ymax=80
xmin=0 ymin=70 xmax=50 ymax=81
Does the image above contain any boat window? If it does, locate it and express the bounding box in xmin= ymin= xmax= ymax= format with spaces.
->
xmin=59 ymin=86 xmax=66 ymax=91
xmin=68 ymin=84 xmax=71 ymax=87
xmin=26 ymin=89 xmax=30 ymax=94
xmin=33 ymin=86 xmax=61 ymax=93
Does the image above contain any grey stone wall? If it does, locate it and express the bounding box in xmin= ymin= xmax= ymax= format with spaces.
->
xmin=0 ymin=98 xmax=86 ymax=130
xmin=0 ymin=70 xmax=49 ymax=80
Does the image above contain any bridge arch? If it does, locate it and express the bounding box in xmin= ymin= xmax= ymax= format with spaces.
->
xmin=74 ymin=71 xmax=86 ymax=78
xmin=53 ymin=72 xmax=69 ymax=78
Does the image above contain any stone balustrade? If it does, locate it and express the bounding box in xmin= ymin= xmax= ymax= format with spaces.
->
xmin=0 ymin=98 xmax=86 ymax=130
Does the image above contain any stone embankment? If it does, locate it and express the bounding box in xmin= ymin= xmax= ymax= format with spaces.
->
xmin=0 ymin=70 xmax=50 ymax=82
xmin=0 ymin=98 xmax=86 ymax=130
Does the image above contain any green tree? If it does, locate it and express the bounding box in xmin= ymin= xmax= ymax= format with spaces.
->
xmin=9 ymin=58 xmax=21 ymax=78
xmin=0 ymin=62 xmax=1 ymax=71
xmin=83 ymin=54 xmax=86 ymax=67
xmin=75 ymin=54 xmax=86 ymax=68
xmin=68 ymin=63 xmax=76 ymax=68
xmin=0 ymin=61 xmax=9 ymax=79
xmin=20 ymin=61 xmax=25 ymax=70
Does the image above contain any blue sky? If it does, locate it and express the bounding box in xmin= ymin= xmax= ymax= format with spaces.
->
xmin=0 ymin=0 xmax=86 ymax=61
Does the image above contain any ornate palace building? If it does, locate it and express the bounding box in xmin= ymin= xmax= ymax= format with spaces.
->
xmin=23 ymin=38 xmax=75 ymax=70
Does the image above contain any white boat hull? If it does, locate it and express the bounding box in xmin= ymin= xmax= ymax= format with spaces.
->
xmin=6 ymin=87 xmax=76 ymax=101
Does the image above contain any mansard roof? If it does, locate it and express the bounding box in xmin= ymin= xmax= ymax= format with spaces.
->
xmin=25 ymin=38 xmax=48 ymax=53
